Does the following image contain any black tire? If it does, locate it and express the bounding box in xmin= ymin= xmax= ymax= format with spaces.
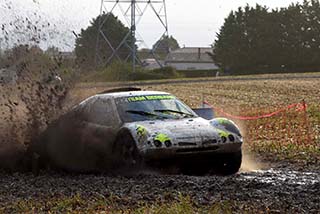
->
xmin=216 ymin=151 xmax=242 ymax=175
xmin=112 ymin=129 xmax=143 ymax=172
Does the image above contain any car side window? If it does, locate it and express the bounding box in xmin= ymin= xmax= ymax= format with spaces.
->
xmin=86 ymin=97 xmax=120 ymax=127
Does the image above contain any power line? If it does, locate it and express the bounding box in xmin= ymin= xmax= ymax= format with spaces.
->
xmin=95 ymin=0 xmax=169 ymax=72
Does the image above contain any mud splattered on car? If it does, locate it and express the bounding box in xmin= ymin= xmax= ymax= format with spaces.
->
xmin=28 ymin=89 xmax=245 ymax=175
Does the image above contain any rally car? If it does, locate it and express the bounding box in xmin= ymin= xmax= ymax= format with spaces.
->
xmin=31 ymin=88 xmax=243 ymax=175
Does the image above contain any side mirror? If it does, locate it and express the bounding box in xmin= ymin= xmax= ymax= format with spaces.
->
xmin=192 ymin=108 xmax=215 ymax=120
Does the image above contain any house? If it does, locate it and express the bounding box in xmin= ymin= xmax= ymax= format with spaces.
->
xmin=141 ymin=58 xmax=163 ymax=70
xmin=165 ymin=47 xmax=218 ymax=70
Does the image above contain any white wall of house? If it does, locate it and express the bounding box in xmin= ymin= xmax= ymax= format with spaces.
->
xmin=166 ymin=62 xmax=218 ymax=70
xmin=142 ymin=59 xmax=163 ymax=70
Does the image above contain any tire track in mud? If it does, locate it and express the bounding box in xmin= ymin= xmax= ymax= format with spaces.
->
xmin=0 ymin=168 xmax=319 ymax=213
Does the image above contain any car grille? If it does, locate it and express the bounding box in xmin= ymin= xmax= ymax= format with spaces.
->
xmin=178 ymin=142 xmax=197 ymax=146
xmin=202 ymin=139 xmax=217 ymax=145
xmin=176 ymin=146 xmax=219 ymax=153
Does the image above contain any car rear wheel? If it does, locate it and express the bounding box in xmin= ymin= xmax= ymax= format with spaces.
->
xmin=216 ymin=151 xmax=242 ymax=175
xmin=112 ymin=129 xmax=142 ymax=172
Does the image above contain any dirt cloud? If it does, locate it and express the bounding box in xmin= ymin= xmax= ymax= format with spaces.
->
xmin=0 ymin=53 xmax=71 ymax=171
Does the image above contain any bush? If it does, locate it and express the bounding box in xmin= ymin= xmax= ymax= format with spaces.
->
xmin=130 ymin=66 xmax=182 ymax=81
xmin=177 ymin=69 xmax=219 ymax=78
xmin=82 ymin=63 xmax=183 ymax=82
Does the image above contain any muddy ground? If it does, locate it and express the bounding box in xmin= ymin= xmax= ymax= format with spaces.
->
xmin=0 ymin=164 xmax=319 ymax=213
xmin=1 ymin=75 xmax=319 ymax=213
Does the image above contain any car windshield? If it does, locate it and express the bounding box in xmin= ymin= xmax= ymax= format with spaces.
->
xmin=115 ymin=94 xmax=197 ymax=122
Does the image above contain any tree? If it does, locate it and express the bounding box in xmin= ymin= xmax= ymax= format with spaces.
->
xmin=75 ymin=13 xmax=132 ymax=69
xmin=213 ymin=1 xmax=320 ymax=74
xmin=153 ymin=35 xmax=180 ymax=54
xmin=213 ymin=9 xmax=248 ymax=73
xmin=300 ymin=0 xmax=320 ymax=70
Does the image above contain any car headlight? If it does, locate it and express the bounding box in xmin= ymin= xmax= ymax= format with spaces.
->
xmin=228 ymin=134 xmax=235 ymax=142
xmin=153 ymin=140 xmax=162 ymax=148
xmin=221 ymin=136 xmax=227 ymax=143
xmin=210 ymin=118 xmax=242 ymax=137
xmin=164 ymin=140 xmax=172 ymax=147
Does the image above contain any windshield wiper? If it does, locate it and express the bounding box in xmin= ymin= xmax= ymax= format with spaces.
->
xmin=126 ymin=110 xmax=163 ymax=118
xmin=154 ymin=109 xmax=194 ymax=118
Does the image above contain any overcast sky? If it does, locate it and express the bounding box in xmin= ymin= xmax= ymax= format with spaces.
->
xmin=1 ymin=0 xmax=303 ymax=51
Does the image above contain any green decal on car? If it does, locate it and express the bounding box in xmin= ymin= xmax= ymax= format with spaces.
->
xmin=136 ymin=125 xmax=148 ymax=143
xmin=217 ymin=118 xmax=231 ymax=125
xmin=136 ymin=125 xmax=147 ymax=137
xmin=218 ymin=130 xmax=229 ymax=138
xmin=145 ymin=95 xmax=175 ymax=101
xmin=128 ymin=96 xmax=147 ymax=102
xmin=154 ymin=133 xmax=171 ymax=143
xmin=127 ymin=95 xmax=175 ymax=102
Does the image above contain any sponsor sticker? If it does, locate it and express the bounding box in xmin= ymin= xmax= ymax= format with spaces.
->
xmin=136 ymin=125 xmax=148 ymax=143
xmin=154 ymin=133 xmax=171 ymax=143
xmin=127 ymin=95 xmax=175 ymax=102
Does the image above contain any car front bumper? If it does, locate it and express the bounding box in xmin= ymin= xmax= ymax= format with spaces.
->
xmin=143 ymin=141 xmax=242 ymax=161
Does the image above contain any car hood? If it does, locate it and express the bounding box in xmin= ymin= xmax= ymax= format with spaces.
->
xmin=125 ymin=117 xmax=224 ymax=145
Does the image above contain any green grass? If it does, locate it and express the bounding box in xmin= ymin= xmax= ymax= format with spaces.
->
xmin=249 ymin=141 xmax=320 ymax=164
xmin=1 ymin=194 xmax=267 ymax=214
xmin=244 ymin=104 xmax=320 ymax=165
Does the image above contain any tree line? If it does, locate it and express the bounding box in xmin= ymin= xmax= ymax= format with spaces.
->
xmin=4 ymin=1 xmax=320 ymax=75
xmin=74 ymin=13 xmax=179 ymax=69
xmin=213 ymin=0 xmax=320 ymax=74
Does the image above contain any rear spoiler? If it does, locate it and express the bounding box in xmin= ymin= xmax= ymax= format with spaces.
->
xmin=192 ymin=108 xmax=215 ymax=120
xmin=99 ymin=87 xmax=141 ymax=94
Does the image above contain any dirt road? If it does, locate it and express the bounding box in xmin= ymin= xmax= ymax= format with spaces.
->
xmin=0 ymin=165 xmax=319 ymax=213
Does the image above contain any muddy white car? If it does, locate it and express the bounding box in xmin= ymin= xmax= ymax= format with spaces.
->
xmin=31 ymin=88 xmax=243 ymax=175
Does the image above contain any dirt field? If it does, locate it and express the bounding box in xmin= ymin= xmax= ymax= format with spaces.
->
xmin=1 ymin=73 xmax=320 ymax=213
xmin=69 ymin=75 xmax=320 ymax=160
xmin=70 ymin=74 xmax=320 ymax=109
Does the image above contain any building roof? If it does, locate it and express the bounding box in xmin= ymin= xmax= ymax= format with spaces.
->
xmin=165 ymin=47 xmax=214 ymax=63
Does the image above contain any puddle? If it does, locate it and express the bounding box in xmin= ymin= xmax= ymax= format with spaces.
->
xmin=239 ymin=169 xmax=320 ymax=185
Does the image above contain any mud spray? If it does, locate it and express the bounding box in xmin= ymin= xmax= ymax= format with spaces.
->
xmin=235 ymin=120 xmax=264 ymax=172
xmin=0 ymin=0 xmax=77 ymax=171
xmin=0 ymin=54 xmax=72 ymax=171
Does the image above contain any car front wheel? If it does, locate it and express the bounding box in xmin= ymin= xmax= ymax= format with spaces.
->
xmin=112 ymin=129 xmax=142 ymax=172
xmin=216 ymin=151 xmax=242 ymax=175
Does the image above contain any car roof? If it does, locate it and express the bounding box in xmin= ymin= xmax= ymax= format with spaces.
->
xmin=97 ymin=90 xmax=171 ymax=99
xmin=76 ymin=90 xmax=172 ymax=108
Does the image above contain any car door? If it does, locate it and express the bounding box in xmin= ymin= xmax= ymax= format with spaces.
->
xmin=86 ymin=97 xmax=122 ymax=128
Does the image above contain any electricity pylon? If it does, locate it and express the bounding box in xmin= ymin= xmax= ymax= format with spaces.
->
xmin=95 ymin=0 xmax=169 ymax=72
